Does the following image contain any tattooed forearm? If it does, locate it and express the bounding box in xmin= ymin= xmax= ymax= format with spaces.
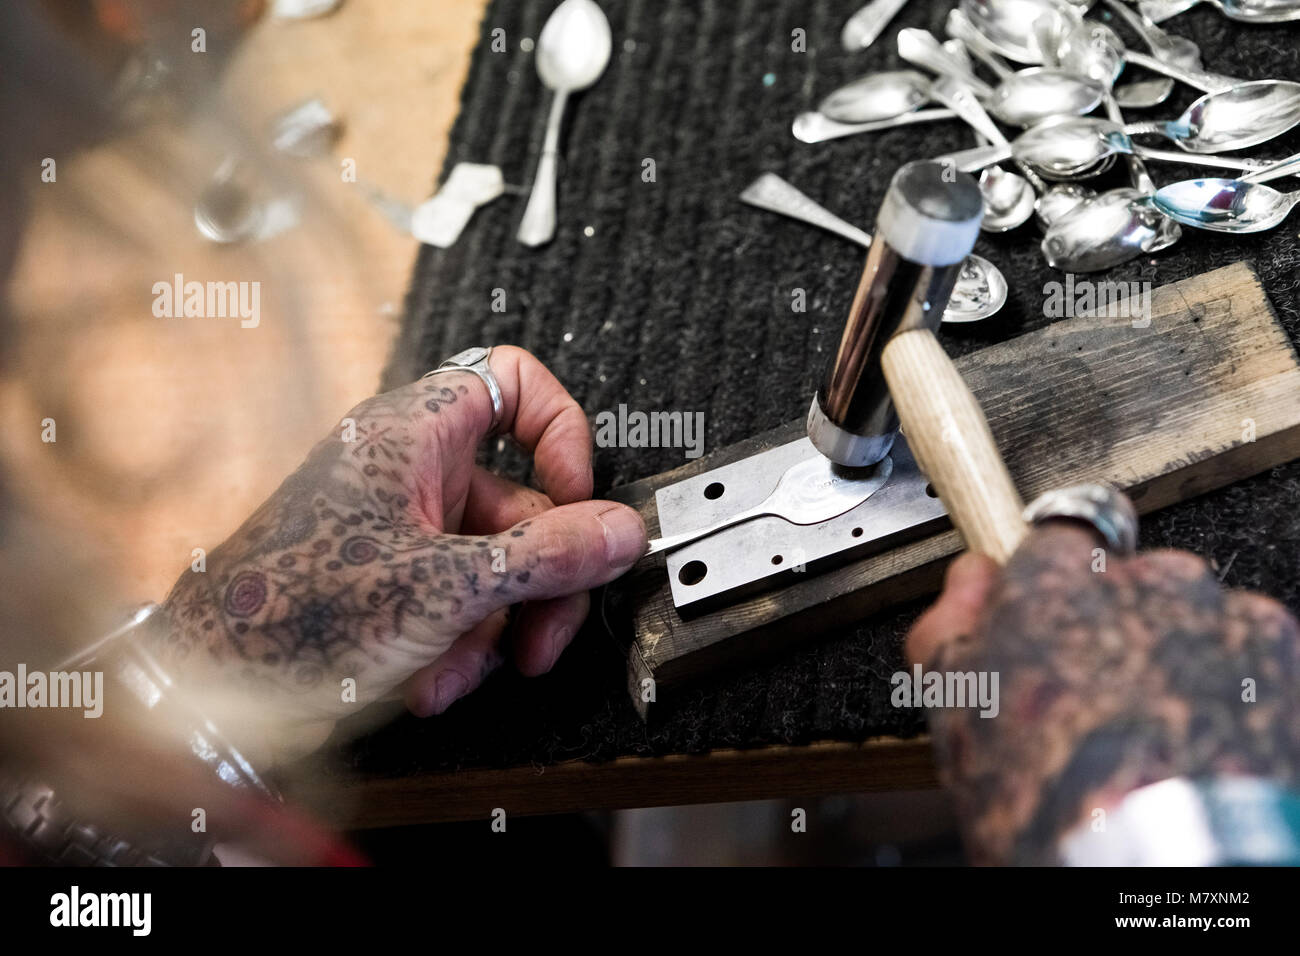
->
xmin=927 ymin=528 xmax=1300 ymax=865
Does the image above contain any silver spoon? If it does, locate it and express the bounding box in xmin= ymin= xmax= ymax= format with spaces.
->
xmin=1042 ymin=187 xmax=1180 ymax=270
xmin=960 ymin=0 xmax=1230 ymax=99
xmin=1103 ymin=0 xmax=1201 ymax=69
xmin=842 ymin=0 xmax=914 ymax=51
xmin=1153 ymin=178 xmax=1300 ymax=232
xmin=958 ymin=0 xmax=1082 ymax=64
xmin=928 ymin=76 xmax=1036 ymax=231
xmin=946 ymin=8 xmax=1020 ymax=75
xmin=1073 ymin=12 xmax=1281 ymax=103
xmin=1120 ymin=47 xmax=1247 ymax=94
xmin=818 ymin=70 xmax=935 ymax=124
xmin=1123 ymin=80 xmax=1300 ymax=153
xmin=739 ymin=173 xmax=1008 ymax=323
xmin=1057 ymin=20 xmax=1125 ymax=85
xmin=899 ymin=27 xmax=1104 ymax=127
xmin=1013 ymin=116 xmax=1274 ymax=180
xmin=792 ymin=108 xmax=956 ymax=143
xmin=1053 ymin=19 xmax=1174 ymax=108
xmin=1139 ymin=0 xmax=1300 ymax=23
xmin=1034 ymin=181 xmax=1095 ymax=226
xmin=1073 ymin=4 xmax=1184 ymax=108
xmin=977 ymin=165 xmax=1038 ymax=230
xmin=1240 ymin=151 xmax=1300 ymax=183
xmin=645 ymin=453 xmax=893 ymax=556
xmin=1041 ymin=88 xmax=1182 ymax=271
xmin=941 ymin=50 xmax=1095 ymax=228
xmin=516 ymin=0 xmax=612 ymax=247
xmin=942 ymin=36 xmax=977 ymax=71
xmin=1026 ymin=90 xmax=1117 ymax=228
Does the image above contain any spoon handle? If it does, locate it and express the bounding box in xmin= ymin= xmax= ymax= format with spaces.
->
xmin=645 ymin=504 xmax=769 ymax=556
xmin=1137 ymin=0 xmax=1203 ymax=24
xmin=842 ymin=0 xmax=912 ymax=51
xmin=517 ymin=89 xmax=569 ymax=247
xmin=897 ymin=28 xmax=995 ymax=98
xmin=1241 ymin=152 xmax=1300 ymax=183
xmin=945 ymin=9 xmax=1014 ymax=79
xmin=740 ymin=174 xmax=873 ymax=247
xmin=1121 ymin=120 xmax=1169 ymax=137
xmin=930 ymin=76 xmax=1007 ymax=145
xmin=1123 ymin=50 xmax=1238 ymax=93
xmin=1132 ymin=145 xmax=1271 ymax=172
xmin=1106 ymin=0 xmax=1177 ymax=53
xmin=792 ymin=108 xmax=955 ymax=143
xmin=1107 ymin=96 xmax=1158 ymax=195
xmin=936 ymin=141 xmax=1014 ymax=172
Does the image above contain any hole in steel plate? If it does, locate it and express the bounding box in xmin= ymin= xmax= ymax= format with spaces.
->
xmin=925 ymin=483 xmax=938 ymax=498
xmin=678 ymin=560 xmax=708 ymax=585
xmin=851 ymin=527 xmax=864 ymax=537
xmin=704 ymin=482 xmax=724 ymax=500
xmin=771 ymin=554 xmax=783 ymax=565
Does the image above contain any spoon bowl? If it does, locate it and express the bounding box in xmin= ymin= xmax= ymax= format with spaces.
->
xmin=535 ymin=0 xmax=612 ymax=91
xmin=1042 ymin=188 xmax=1181 ymax=271
xmin=1153 ymin=178 xmax=1300 ymax=232
xmin=645 ymin=454 xmax=894 ymax=556
xmin=897 ymin=26 xmax=1103 ymax=126
xmin=818 ymin=71 xmax=934 ymax=124
xmin=979 ymin=165 xmax=1038 ymax=230
xmin=991 ymin=68 xmax=1105 ymax=125
xmin=1165 ymin=80 xmax=1300 ymax=152
xmin=1035 ymin=182 xmax=1095 ymax=227
xmin=1015 ymin=116 xmax=1117 ymax=179
xmin=1114 ymin=76 xmax=1176 ymax=108
xmin=960 ymin=0 xmax=1081 ymax=63
xmin=944 ymin=254 xmax=1010 ymax=322
xmin=1141 ymin=0 xmax=1300 ymax=24
xmin=1057 ymin=21 xmax=1125 ymax=86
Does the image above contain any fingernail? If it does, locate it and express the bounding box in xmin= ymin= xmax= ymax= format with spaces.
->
xmin=595 ymin=505 xmax=646 ymax=569
xmin=430 ymin=672 xmax=468 ymax=715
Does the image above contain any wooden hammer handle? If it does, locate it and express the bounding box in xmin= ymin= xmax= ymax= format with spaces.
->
xmin=881 ymin=329 xmax=1028 ymax=564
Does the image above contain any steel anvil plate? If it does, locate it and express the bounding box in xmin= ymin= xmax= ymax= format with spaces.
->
xmin=655 ymin=434 xmax=949 ymax=612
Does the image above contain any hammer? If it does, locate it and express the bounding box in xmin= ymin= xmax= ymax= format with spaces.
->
xmin=808 ymin=161 xmax=1028 ymax=564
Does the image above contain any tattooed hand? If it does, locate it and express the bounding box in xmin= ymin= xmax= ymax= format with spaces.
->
xmin=151 ymin=346 xmax=646 ymax=765
xmin=907 ymin=523 xmax=1300 ymax=865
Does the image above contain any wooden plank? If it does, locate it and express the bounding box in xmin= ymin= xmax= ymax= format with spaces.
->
xmin=298 ymin=738 xmax=939 ymax=828
xmin=612 ymin=262 xmax=1300 ymax=714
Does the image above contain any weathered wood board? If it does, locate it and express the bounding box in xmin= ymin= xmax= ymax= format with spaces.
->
xmin=610 ymin=262 xmax=1300 ymax=716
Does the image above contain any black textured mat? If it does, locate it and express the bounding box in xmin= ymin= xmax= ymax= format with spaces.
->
xmin=344 ymin=0 xmax=1300 ymax=777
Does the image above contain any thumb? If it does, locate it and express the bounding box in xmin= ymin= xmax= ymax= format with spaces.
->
xmin=470 ymin=500 xmax=647 ymax=617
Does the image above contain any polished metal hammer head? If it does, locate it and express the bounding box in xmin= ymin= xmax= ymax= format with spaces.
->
xmin=808 ymin=161 xmax=983 ymax=467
